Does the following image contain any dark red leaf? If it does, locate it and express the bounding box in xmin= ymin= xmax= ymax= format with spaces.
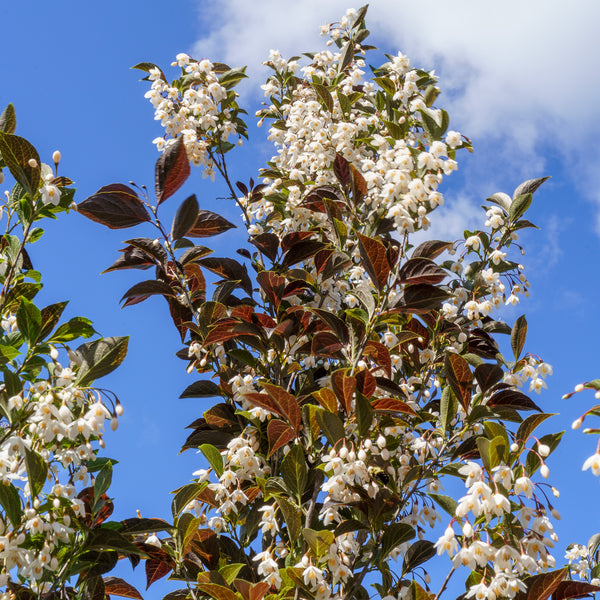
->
xmin=261 ymin=382 xmax=301 ymax=431
xmin=331 ymin=369 xmax=356 ymax=414
xmin=198 ymin=258 xmax=253 ymax=295
xmin=103 ymin=246 xmax=156 ymax=273
xmin=390 ymin=284 xmax=450 ymax=313
xmin=311 ymin=331 xmax=343 ymax=357
xmin=252 ymin=233 xmax=280 ymax=262
xmin=309 ymin=308 xmax=348 ymax=344
xmin=281 ymin=231 xmax=315 ymax=253
xmin=364 ymin=342 xmax=392 ymax=377
xmin=398 ymin=258 xmax=448 ymax=285
xmin=357 ymin=232 xmax=390 ymax=291
xmin=282 ymin=240 xmax=328 ymax=268
xmin=333 ymin=153 xmax=351 ymax=187
xmin=355 ymin=369 xmax=376 ymax=397
xmin=474 ymin=363 xmax=504 ymax=395
xmin=188 ymin=210 xmax=236 ymax=237
xmin=256 ymin=271 xmax=286 ymax=309
xmin=411 ymin=240 xmax=452 ymax=259
xmin=103 ymin=577 xmax=144 ymax=600
xmin=371 ymin=398 xmax=417 ymax=416
xmin=552 ymin=580 xmax=600 ymax=600
xmin=243 ymin=392 xmax=286 ymax=419
xmin=204 ymin=403 xmax=237 ymax=430
xmin=312 ymin=388 xmax=338 ymax=412
xmin=125 ymin=237 xmax=168 ymax=264
xmin=145 ymin=557 xmax=173 ymax=588
xmin=350 ymin=164 xmax=367 ymax=203
xmin=520 ymin=568 xmax=568 ymax=600
xmin=171 ymin=194 xmax=200 ymax=240
xmin=78 ymin=184 xmax=150 ymax=229
xmin=120 ymin=280 xmax=175 ymax=304
xmin=445 ymin=353 xmax=473 ymax=412
xmin=487 ymin=389 xmax=541 ymax=412
xmin=155 ymin=137 xmax=190 ymax=204
xmin=268 ymin=420 xmax=297 ymax=456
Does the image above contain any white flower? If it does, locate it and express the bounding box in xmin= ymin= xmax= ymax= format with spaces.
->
xmin=40 ymin=176 xmax=61 ymax=206
xmin=582 ymin=452 xmax=600 ymax=476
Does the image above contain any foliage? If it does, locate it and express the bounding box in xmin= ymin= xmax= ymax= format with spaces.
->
xmin=74 ymin=7 xmax=600 ymax=600
xmin=0 ymin=105 xmax=154 ymax=599
xmin=3 ymin=5 xmax=600 ymax=600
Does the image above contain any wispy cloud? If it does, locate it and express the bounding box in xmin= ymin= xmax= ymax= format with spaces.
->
xmin=190 ymin=0 xmax=600 ymax=231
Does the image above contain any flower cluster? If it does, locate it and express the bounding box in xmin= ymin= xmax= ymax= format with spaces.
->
xmin=143 ymin=54 xmax=247 ymax=177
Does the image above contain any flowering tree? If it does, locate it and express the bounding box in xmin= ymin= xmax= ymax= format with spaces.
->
xmin=4 ymin=5 xmax=600 ymax=600
xmin=0 ymin=105 xmax=166 ymax=599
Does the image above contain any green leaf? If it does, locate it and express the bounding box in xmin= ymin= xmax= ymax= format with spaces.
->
xmin=50 ymin=316 xmax=96 ymax=343
xmin=428 ymin=494 xmax=457 ymax=518
xmin=526 ymin=431 xmax=564 ymax=476
xmin=16 ymin=297 xmax=41 ymax=346
xmin=0 ymin=132 xmax=40 ymax=197
xmin=85 ymin=528 xmax=148 ymax=557
xmin=381 ymin=523 xmax=415 ymax=560
xmin=120 ymin=517 xmax=172 ymax=534
xmin=509 ymin=193 xmax=533 ymax=222
xmin=219 ymin=564 xmax=245 ymax=586
xmin=440 ymin=386 xmax=458 ymax=432
xmin=171 ymin=482 xmax=208 ymax=518
xmin=0 ymin=482 xmax=22 ymax=527
xmin=355 ymin=392 xmax=373 ymax=437
xmin=176 ymin=512 xmax=202 ymax=555
xmin=87 ymin=456 xmax=119 ymax=472
xmin=75 ymin=336 xmax=129 ymax=386
xmin=24 ymin=447 xmax=48 ymax=497
xmin=511 ymin=315 xmax=527 ymax=360
xmin=0 ymin=104 xmax=16 ymax=134
xmin=94 ymin=461 xmax=114 ymax=507
xmin=315 ymin=408 xmax=345 ymax=445
xmin=280 ymin=444 xmax=308 ymax=500
xmin=276 ymin=496 xmax=302 ymax=541
xmin=303 ymin=527 xmax=334 ymax=558
xmin=402 ymin=540 xmax=436 ymax=574
xmin=199 ymin=444 xmax=224 ymax=477
xmin=312 ymin=83 xmax=334 ymax=112
xmin=38 ymin=300 xmax=69 ymax=340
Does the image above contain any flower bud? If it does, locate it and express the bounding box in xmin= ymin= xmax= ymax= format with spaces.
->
xmin=538 ymin=443 xmax=550 ymax=457
xmin=510 ymin=442 xmax=519 ymax=453
xmin=575 ymin=383 xmax=585 ymax=393
xmin=52 ymin=150 xmax=61 ymax=164
xmin=550 ymin=507 xmax=561 ymax=520
xmin=115 ymin=402 xmax=124 ymax=416
xmin=28 ymin=158 xmax=38 ymax=168
xmin=110 ymin=417 xmax=119 ymax=431
xmin=540 ymin=464 xmax=550 ymax=478
xmin=552 ymin=486 xmax=560 ymax=498
xmin=50 ymin=345 xmax=59 ymax=360
xmin=572 ymin=418 xmax=583 ymax=430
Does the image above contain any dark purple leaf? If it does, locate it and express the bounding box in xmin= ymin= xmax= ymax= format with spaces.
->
xmin=78 ymin=184 xmax=150 ymax=229
xmin=155 ymin=137 xmax=190 ymax=204
xmin=171 ymin=194 xmax=200 ymax=240
xmin=188 ymin=210 xmax=236 ymax=237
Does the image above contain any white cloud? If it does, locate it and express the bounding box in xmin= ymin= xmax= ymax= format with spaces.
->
xmin=191 ymin=0 xmax=600 ymax=230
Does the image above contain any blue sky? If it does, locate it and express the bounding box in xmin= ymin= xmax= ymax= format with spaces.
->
xmin=2 ymin=0 xmax=600 ymax=595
